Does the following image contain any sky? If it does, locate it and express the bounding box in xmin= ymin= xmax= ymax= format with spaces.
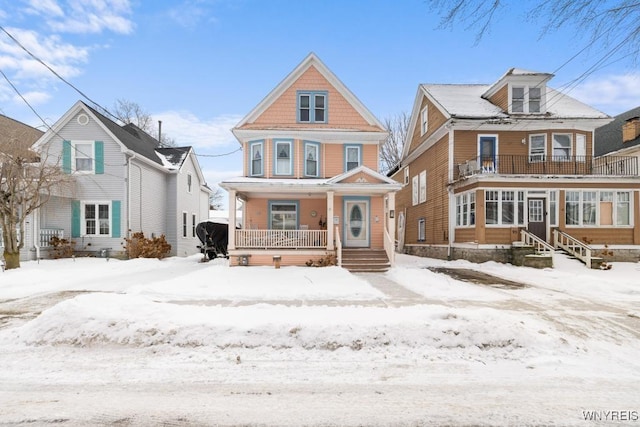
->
xmin=1 ymin=0 xmax=639 ymax=202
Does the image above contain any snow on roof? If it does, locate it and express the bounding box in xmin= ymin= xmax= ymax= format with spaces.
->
xmin=422 ymin=84 xmax=609 ymax=119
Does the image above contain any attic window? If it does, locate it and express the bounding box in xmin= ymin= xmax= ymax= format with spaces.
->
xmin=511 ymin=85 xmax=544 ymax=114
xmin=187 ymin=173 xmax=192 ymax=193
xmin=297 ymin=91 xmax=328 ymax=123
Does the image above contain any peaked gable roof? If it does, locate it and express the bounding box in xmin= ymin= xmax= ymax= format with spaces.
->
xmin=234 ymin=53 xmax=385 ymax=130
xmin=0 ymin=114 xmax=43 ymax=149
xmin=327 ymin=165 xmax=400 ymax=185
xmin=595 ymin=106 xmax=640 ymax=156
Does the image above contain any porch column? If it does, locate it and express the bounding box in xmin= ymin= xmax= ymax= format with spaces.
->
xmin=228 ymin=190 xmax=236 ymax=250
xmin=327 ymin=191 xmax=334 ymax=250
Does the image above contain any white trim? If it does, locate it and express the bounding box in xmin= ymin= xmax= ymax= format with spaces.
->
xmin=71 ymin=140 xmax=96 ymax=174
xmin=80 ymin=200 xmax=111 ymax=237
xmin=233 ymin=128 xmax=386 ymax=144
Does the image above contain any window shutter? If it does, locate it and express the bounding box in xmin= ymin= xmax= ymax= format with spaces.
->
xmin=62 ymin=140 xmax=72 ymax=174
xmin=111 ymin=200 xmax=121 ymax=238
xmin=95 ymin=141 xmax=104 ymax=174
xmin=71 ymin=200 xmax=81 ymax=237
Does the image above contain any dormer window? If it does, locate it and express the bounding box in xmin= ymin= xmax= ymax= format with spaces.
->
xmin=511 ymin=85 xmax=543 ymax=114
xmin=298 ymin=91 xmax=328 ymax=123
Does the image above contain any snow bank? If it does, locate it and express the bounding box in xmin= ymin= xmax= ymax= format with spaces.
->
xmin=8 ymin=293 xmax=574 ymax=363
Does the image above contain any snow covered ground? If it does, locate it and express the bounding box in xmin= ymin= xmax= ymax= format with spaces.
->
xmin=0 ymin=253 xmax=639 ymax=426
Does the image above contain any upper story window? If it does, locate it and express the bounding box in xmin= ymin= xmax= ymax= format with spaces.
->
xmin=187 ymin=173 xmax=192 ymax=193
xmin=304 ymin=141 xmax=320 ymax=177
xmin=404 ymin=167 xmax=409 ymax=185
xmin=274 ymin=139 xmax=293 ymax=175
xmin=420 ymin=106 xmax=428 ymax=135
xmin=63 ymin=140 xmax=104 ymax=175
xmin=553 ymin=133 xmax=572 ymax=160
xmin=249 ymin=140 xmax=263 ymax=176
xmin=344 ymin=144 xmax=362 ymax=171
xmin=529 ymin=134 xmax=546 ymax=162
xmin=298 ymin=91 xmax=328 ymax=123
xmin=511 ymin=85 xmax=543 ymax=114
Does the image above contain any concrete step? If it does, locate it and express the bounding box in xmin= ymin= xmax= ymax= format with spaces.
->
xmin=341 ymin=249 xmax=390 ymax=272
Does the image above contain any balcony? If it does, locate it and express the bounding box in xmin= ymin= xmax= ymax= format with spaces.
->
xmin=235 ymin=229 xmax=327 ymax=249
xmin=456 ymin=155 xmax=638 ymax=180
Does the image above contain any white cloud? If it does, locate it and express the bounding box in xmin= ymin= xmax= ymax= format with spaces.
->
xmin=153 ymin=110 xmax=242 ymax=149
xmin=15 ymin=90 xmax=51 ymax=105
xmin=570 ymin=73 xmax=640 ymax=116
xmin=167 ymin=0 xmax=218 ymax=29
xmin=26 ymin=0 xmax=134 ymax=34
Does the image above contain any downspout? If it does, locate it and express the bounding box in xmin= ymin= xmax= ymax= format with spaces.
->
xmin=447 ymin=126 xmax=455 ymax=260
xmin=33 ymin=207 xmax=40 ymax=260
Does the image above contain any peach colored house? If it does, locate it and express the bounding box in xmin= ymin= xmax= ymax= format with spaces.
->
xmin=220 ymin=53 xmax=401 ymax=270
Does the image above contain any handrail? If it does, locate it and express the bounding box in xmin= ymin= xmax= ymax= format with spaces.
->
xmin=335 ymin=225 xmax=342 ymax=268
xmin=235 ymin=229 xmax=327 ymax=249
xmin=520 ymin=230 xmax=554 ymax=255
xmin=553 ymin=229 xmax=593 ymax=267
xmin=383 ymin=228 xmax=394 ymax=267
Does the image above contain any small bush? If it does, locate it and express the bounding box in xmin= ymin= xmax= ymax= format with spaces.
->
xmin=50 ymin=236 xmax=75 ymax=259
xmin=124 ymin=232 xmax=171 ymax=259
xmin=305 ymin=254 xmax=337 ymax=267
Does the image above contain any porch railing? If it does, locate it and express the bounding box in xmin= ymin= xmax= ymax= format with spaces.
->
xmin=40 ymin=228 xmax=64 ymax=248
xmin=456 ymin=155 xmax=638 ymax=179
xmin=235 ymin=229 xmax=327 ymax=249
xmin=553 ymin=229 xmax=593 ymax=267
xmin=520 ymin=230 xmax=554 ymax=255
xmin=383 ymin=228 xmax=394 ymax=267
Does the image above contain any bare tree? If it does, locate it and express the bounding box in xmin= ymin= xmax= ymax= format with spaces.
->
xmin=209 ymin=187 xmax=225 ymax=211
xmin=0 ymin=128 xmax=72 ymax=270
xmin=380 ymin=112 xmax=410 ymax=174
xmin=428 ymin=1 xmax=640 ymax=62
xmin=112 ymin=99 xmax=175 ymax=147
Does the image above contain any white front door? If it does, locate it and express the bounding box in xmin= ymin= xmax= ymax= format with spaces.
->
xmin=344 ymin=200 xmax=369 ymax=247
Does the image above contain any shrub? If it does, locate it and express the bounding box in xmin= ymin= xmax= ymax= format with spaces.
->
xmin=50 ymin=236 xmax=75 ymax=259
xmin=124 ymin=232 xmax=171 ymax=259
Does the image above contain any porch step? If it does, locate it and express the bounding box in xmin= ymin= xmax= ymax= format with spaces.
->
xmin=341 ymin=249 xmax=390 ymax=273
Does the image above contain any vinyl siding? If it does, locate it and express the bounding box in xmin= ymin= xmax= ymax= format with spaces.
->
xmin=488 ymin=85 xmax=508 ymax=111
xmin=174 ymin=153 xmax=209 ymax=257
xmin=407 ymin=95 xmax=448 ymax=156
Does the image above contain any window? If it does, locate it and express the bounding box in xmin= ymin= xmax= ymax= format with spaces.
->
xmin=511 ymin=85 xmax=544 ymax=114
xmin=549 ymin=191 xmax=558 ymax=226
xmin=63 ymin=140 xmax=103 ymax=175
xmin=420 ymin=107 xmax=428 ymax=135
xmin=479 ymin=136 xmax=497 ymax=173
xmin=345 ymin=145 xmax=361 ymax=171
xmin=412 ymin=175 xmax=419 ymax=206
xmin=187 ymin=173 xmax=192 ymax=193
xmin=298 ymin=91 xmax=328 ymax=123
xmin=419 ymin=171 xmax=427 ymax=203
xmin=74 ymin=142 xmax=94 ymax=172
xmin=576 ymin=133 xmax=586 ymax=160
xmin=564 ymin=190 xmax=631 ymax=226
xmin=84 ymin=202 xmax=110 ymax=236
xmin=269 ymin=202 xmax=298 ymax=230
xmin=274 ymin=140 xmax=293 ymax=175
xmin=192 ymin=214 xmax=197 ymax=238
xmin=404 ymin=167 xmax=409 ymax=185
xmin=418 ymin=218 xmax=426 ymax=242
xmin=455 ymin=192 xmax=475 ymax=227
xmin=529 ymin=134 xmax=546 ymax=162
xmin=553 ymin=134 xmax=572 ymax=160
xmin=182 ymin=212 xmax=188 ymax=237
xmin=304 ymin=142 xmax=320 ymax=177
xmin=249 ymin=141 xmax=263 ymax=176
xmin=486 ymin=190 xmax=499 ymax=225
xmin=485 ymin=190 xmax=525 ymax=226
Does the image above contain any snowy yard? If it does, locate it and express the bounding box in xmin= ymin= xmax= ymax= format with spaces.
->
xmin=0 ymin=253 xmax=639 ymax=426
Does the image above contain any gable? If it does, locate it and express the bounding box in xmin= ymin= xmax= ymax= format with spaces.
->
xmin=406 ymin=92 xmax=449 ymax=156
xmin=337 ymin=170 xmax=387 ymax=184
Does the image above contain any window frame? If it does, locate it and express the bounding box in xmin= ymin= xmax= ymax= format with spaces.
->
xmin=268 ymin=200 xmax=299 ymax=230
xmin=484 ymin=190 xmax=526 ymax=227
xmin=344 ymin=144 xmax=362 ymax=172
xmin=510 ymin=84 xmax=545 ymax=114
xmin=182 ymin=211 xmax=188 ymax=238
xmin=417 ymin=218 xmax=426 ymax=242
xmin=82 ymin=201 xmax=111 ymax=236
xmin=249 ymin=140 xmax=264 ymax=177
xmin=297 ymin=91 xmax=328 ymax=123
xmin=187 ymin=172 xmax=192 ymax=193
xmin=303 ymin=141 xmax=320 ymax=177
xmin=419 ymin=170 xmax=427 ymax=203
xmin=552 ymin=133 xmax=572 ymax=161
xmin=420 ymin=106 xmax=428 ymax=135
xmin=273 ymin=139 xmax=294 ymax=176
xmin=412 ymin=175 xmax=419 ymax=206
xmin=192 ymin=213 xmax=197 ymax=238
xmin=564 ymin=190 xmax=633 ymax=227
xmin=529 ymin=134 xmax=546 ymax=163
xmin=72 ymin=140 xmax=95 ymax=174
xmin=403 ymin=167 xmax=409 ymax=185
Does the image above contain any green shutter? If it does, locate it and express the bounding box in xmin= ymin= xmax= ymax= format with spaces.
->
xmin=62 ymin=140 xmax=71 ymax=174
xmin=71 ymin=200 xmax=81 ymax=237
xmin=95 ymin=141 xmax=104 ymax=174
xmin=112 ymin=200 xmax=121 ymax=238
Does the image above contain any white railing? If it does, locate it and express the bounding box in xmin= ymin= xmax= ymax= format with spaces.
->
xmin=40 ymin=228 xmax=64 ymax=248
xmin=335 ymin=225 xmax=342 ymax=267
xmin=553 ymin=229 xmax=593 ymax=267
xmin=235 ymin=229 xmax=327 ymax=249
xmin=520 ymin=230 xmax=555 ymax=255
xmin=383 ymin=228 xmax=394 ymax=267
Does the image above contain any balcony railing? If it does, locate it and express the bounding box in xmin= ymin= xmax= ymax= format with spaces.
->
xmin=456 ymin=155 xmax=638 ymax=180
xmin=235 ymin=229 xmax=327 ymax=249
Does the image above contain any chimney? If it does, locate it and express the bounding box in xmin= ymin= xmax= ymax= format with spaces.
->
xmin=622 ymin=116 xmax=640 ymax=143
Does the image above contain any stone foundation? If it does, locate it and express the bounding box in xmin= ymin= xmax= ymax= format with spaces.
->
xmin=403 ymin=245 xmax=512 ymax=264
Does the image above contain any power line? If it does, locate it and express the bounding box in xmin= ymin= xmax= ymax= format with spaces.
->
xmin=196 ymin=147 xmax=242 ymax=157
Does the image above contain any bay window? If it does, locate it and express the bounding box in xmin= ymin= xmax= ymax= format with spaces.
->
xmin=565 ymin=190 xmax=631 ymax=226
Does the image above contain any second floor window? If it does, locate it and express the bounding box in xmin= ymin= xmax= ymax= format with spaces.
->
xmin=187 ymin=173 xmax=192 ymax=193
xmin=511 ymin=86 xmax=543 ymax=114
xmin=553 ymin=134 xmax=572 ymax=160
xmin=74 ymin=142 xmax=93 ymax=172
xmin=274 ymin=140 xmax=292 ymax=175
xmin=298 ymin=91 xmax=328 ymax=123
xmin=304 ymin=142 xmax=319 ymax=177
xmin=345 ymin=145 xmax=361 ymax=171
xmin=529 ymin=134 xmax=546 ymax=162
xmin=250 ymin=141 xmax=263 ymax=176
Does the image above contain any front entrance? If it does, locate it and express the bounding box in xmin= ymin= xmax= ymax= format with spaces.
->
xmin=344 ymin=199 xmax=369 ymax=247
xmin=527 ymin=198 xmax=547 ymax=241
